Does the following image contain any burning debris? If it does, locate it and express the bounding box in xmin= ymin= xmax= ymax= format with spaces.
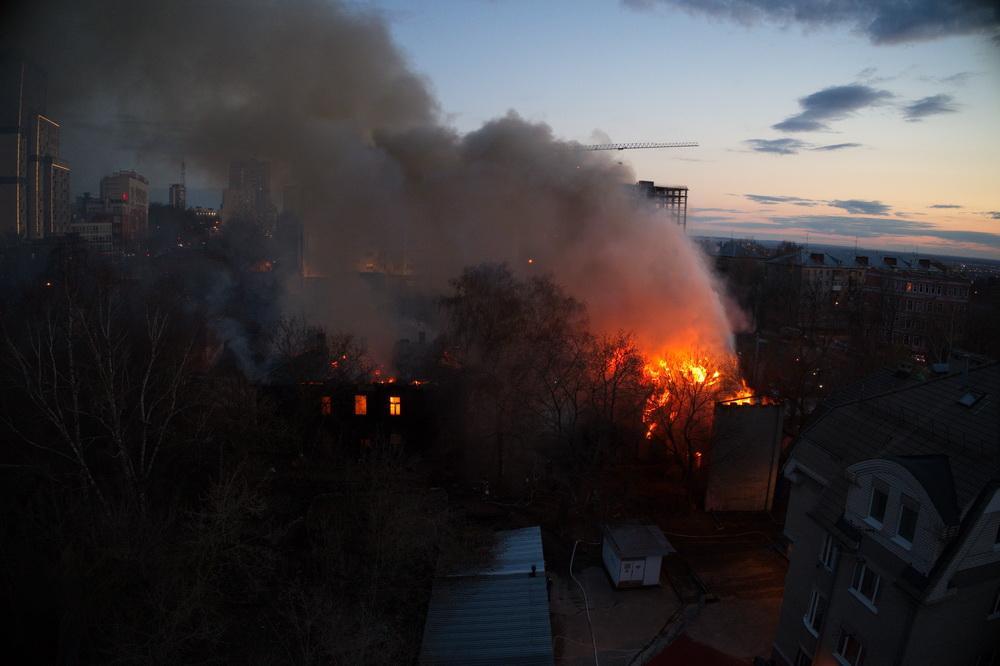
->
xmin=641 ymin=349 xmax=754 ymax=440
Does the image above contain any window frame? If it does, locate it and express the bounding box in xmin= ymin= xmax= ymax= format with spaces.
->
xmin=850 ymin=561 xmax=881 ymax=612
xmin=353 ymin=394 xmax=367 ymax=416
xmin=388 ymin=395 xmax=401 ymax=416
xmin=894 ymin=495 xmax=919 ymax=547
xmin=803 ymin=588 xmax=827 ymax=636
xmin=794 ymin=647 xmax=813 ymax=666
xmin=867 ymin=482 xmax=888 ymax=527
xmin=834 ymin=629 xmax=864 ymax=666
xmin=820 ymin=533 xmax=839 ymax=571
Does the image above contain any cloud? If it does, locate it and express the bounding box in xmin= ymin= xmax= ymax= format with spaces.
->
xmin=773 ymin=85 xmax=893 ymax=132
xmin=813 ymin=142 xmax=863 ymax=151
xmin=985 ymin=211 xmax=1000 ymax=220
xmin=921 ymin=71 xmax=977 ymax=86
xmin=746 ymin=195 xmax=896 ymax=216
xmin=929 ymin=204 xmax=962 ymax=209
xmin=762 ymin=215 xmax=1000 ymax=248
xmin=903 ymin=94 xmax=959 ymax=121
xmin=690 ymin=207 xmax=745 ymax=214
xmin=621 ymin=0 xmax=1000 ymax=45
xmin=744 ymin=138 xmax=863 ymax=154
xmin=829 ymin=199 xmax=892 ymax=215
xmin=745 ymin=194 xmax=818 ymax=206
xmin=589 ymin=128 xmax=613 ymax=144
xmin=744 ymin=138 xmax=811 ymax=154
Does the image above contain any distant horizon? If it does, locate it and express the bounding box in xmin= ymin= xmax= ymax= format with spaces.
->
xmin=695 ymin=234 xmax=1000 ymax=266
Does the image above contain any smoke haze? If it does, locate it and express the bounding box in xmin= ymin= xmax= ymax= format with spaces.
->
xmin=5 ymin=0 xmax=741 ymax=360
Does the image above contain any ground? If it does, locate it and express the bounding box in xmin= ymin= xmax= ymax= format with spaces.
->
xmin=549 ymin=556 xmax=682 ymax=665
xmin=446 ymin=484 xmax=788 ymax=665
xmin=544 ymin=510 xmax=787 ymax=665
xmin=665 ymin=512 xmax=787 ymax=663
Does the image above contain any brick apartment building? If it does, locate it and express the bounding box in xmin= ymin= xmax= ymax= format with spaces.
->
xmin=861 ymin=258 xmax=971 ymax=361
xmin=773 ymin=364 xmax=1000 ymax=665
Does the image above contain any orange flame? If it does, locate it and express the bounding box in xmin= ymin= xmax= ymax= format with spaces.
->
xmin=641 ymin=350 xmax=756 ymax=439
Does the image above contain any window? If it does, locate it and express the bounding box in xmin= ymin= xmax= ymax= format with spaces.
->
xmin=389 ymin=395 xmax=401 ymax=416
xmin=851 ymin=562 xmax=880 ymax=609
xmin=868 ymin=484 xmax=888 ymax=525
xmin=354 ymin=394 xmax=367 ymax=416
xmin=896 ymin=496 xmax=918 ymax=545
xmin=820 ymin=533 xmax=839 ymax=571
xmin=835 ymin=629 xmax=864 ymax=666
xmin=320 ymin=395 xmax=332 ymax=416
xmin=804 ymin=589 xmax=827 ymax=635
xmin=794 ymin=648 xmax=813 ymax=666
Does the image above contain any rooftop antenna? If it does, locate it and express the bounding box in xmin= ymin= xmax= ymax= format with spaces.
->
xmin=181 ymin=159 xmax=186 ymax=187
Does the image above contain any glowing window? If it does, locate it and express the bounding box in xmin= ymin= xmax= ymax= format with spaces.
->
xmin=389 ymin=396 xmax=401 ymax=416
xmin=320 ymin=396 xmax=332 ymax=416
xmin=354 ymin=394 xmax=367 ymax=416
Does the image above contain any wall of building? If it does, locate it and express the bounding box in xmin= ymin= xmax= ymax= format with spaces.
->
xmin=773 ymin=472 xmax=830 ymax=665
xmin=903 ymin=580 xmax=1000 ymax=665
xmin=705 ymin=402 xmax=783 ymax=512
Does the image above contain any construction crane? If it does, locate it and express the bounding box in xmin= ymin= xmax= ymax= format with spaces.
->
xmin=579 ymin=141 xmax=698 ymax=151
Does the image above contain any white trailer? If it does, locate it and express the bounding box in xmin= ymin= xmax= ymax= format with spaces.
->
xmin=602 ymin=524 xmax=674 ymax=589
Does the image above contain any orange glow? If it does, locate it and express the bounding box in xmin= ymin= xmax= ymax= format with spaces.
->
xmin=641 ymin=349 xmax=756 ymax=439
xmin=320 ymin=395 xmax=332 ymax=416
xmin=389 ymin=396 xmax=401 ymax=416
xmin=354 ymin=394 xmax=367 ymax=415
xmin=373 ymin=367 xmax=397 ymax=384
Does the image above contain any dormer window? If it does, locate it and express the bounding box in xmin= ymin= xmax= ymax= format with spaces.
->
xmin=867 ymin=483 xmax=888 ymax=526
xmin=895 ymin=495 xmax=919 ymax=546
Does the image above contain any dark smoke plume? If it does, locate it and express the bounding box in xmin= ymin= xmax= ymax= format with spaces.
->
xmin=5 ymin=0 xmax=739 ymax=360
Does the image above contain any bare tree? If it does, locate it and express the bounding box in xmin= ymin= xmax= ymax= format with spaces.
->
xmin=3 ymin=284 xmax=193 ymax=516
xmin=643 ymin=351 xmax=742 ymax=492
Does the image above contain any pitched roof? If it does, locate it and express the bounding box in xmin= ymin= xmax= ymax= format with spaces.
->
xmin=889 ymin=454 xmax=960 ymax=525
xmin=790 ymin=364 xmax=1000 ymax=530
xmin=419 ymin=526 xmax=554 ymax=665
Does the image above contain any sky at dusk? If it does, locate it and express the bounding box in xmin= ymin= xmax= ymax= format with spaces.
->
xmin=56 ymin=0 xmax=1000 ymax=259
xmin=363 ymin=0 xmax=1000 ymax=259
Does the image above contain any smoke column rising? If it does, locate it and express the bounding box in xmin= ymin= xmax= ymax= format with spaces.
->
xmin=5 ymin=0 xmax=742 ymax=359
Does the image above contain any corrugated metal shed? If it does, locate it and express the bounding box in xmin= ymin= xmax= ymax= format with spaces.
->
xmin=419 ymin=526 xmax=554 ymax=665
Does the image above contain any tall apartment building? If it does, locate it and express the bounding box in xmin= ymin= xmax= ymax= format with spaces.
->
xmin=99 ymin=170 xmax=149 ymax=253
xmin=0 ymin=51 xmax=72 ymax=239
xmin=221 ymin=158 xmax=276 ymax=230
xmin=168 ymin=183 xmax=186 ymax=209
xmin=773 ymin=364 xmax=1000 ymax=666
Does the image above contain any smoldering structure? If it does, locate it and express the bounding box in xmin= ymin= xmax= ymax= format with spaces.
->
xmin=6 ymin=0 xmax=742 ymax=360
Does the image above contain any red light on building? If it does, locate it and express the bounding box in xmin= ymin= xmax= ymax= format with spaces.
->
xmin=121 ymin=192 xmax=128 ymax=202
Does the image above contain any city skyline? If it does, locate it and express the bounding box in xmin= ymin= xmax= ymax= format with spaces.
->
xmin=11 ymin=1 xmax=1000 ymax=259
